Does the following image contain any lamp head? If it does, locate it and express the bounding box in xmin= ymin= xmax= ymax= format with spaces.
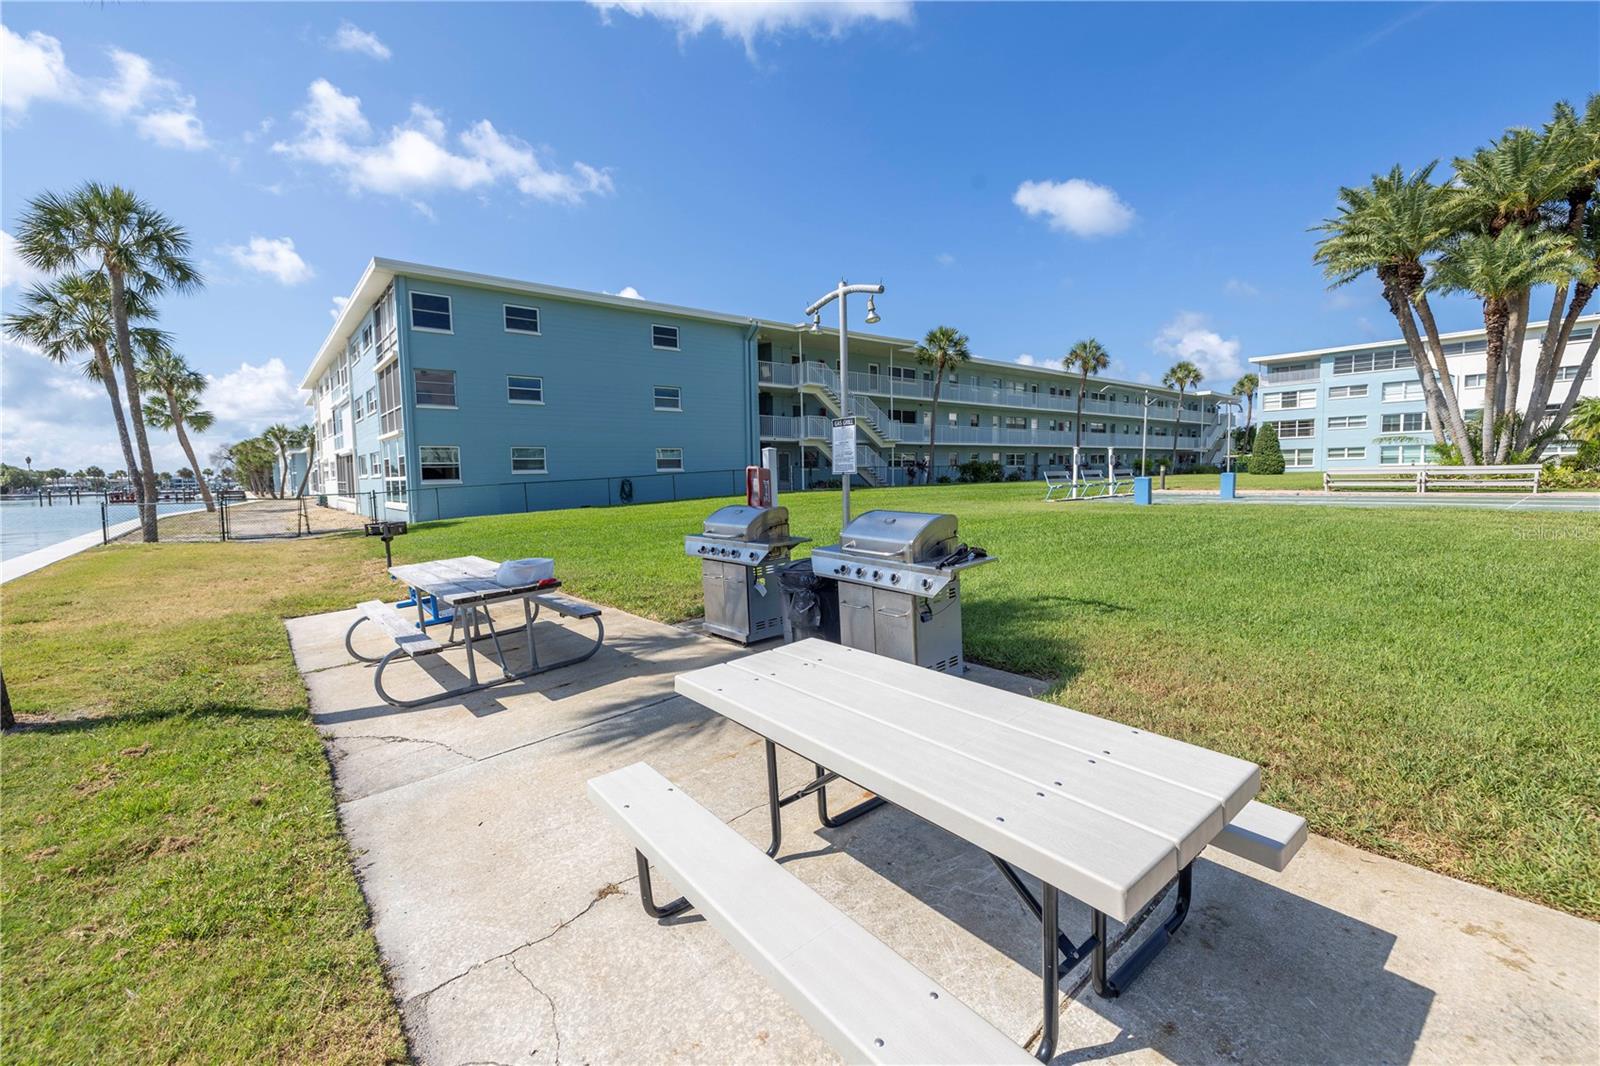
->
xmin=864 ymin=295 xmax=880 ymax=325
xmin=809 ymin=313 xmax=821 ymax=333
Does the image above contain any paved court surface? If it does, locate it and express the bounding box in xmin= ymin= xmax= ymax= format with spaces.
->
xmin=288 ymin=601 xmax=1600 ymax=1065
xmin=1149 ymin=490 xmax=1600 ymax=512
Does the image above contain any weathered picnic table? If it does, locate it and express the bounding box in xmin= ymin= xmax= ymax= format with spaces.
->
xmin=591 ymin=639 xmax=1306 ymax=1063
xmin=344 ymin=555 xmax=604 ymax=708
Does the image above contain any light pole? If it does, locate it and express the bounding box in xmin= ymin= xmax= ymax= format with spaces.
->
xmin=804 ymin=279 xmax=883 ymax=529
xmin=1215 ymin=398 xmax=1243 ymax=472
xmin=1139 ymin=391 xmax=1158 ymax=474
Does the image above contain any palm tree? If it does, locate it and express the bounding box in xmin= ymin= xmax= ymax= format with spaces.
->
xmin=15 ymin=184 xmax=202 ymax=541
xmin=261 ymin=423 xmax=296 ymax=499
xmin=1231 ymin=373 xmax=1259 ymax=430
xmin=139 ymin=344 xmax=216 ymax=512
xmin=1162 ymin=360 xmax=1202 ymax=470
xmin=1062 ymin=339 xmax=1110 ymax=457
xmin=3 ymin=273 xmax=160 ymax=509
xmin=1563 ymin=396 xmax=1600 ymax=442
xmin=291 ymin=425 xmax=317 ymax=497
xmin=1428 ymin=225 xmax=1586 ymax=461
xmin=914 ymin=326 xmax=972 ymax=479
xmin=1313 ymin=163 xmax=1469 ymax=451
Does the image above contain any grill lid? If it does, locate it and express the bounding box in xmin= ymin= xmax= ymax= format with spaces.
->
xmin=701 ymin=504 xmax=789 ymax=542
xmin=838 ymin=510 xmax=957 ymax=563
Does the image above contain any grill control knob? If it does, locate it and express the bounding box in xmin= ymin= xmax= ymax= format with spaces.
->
xmin=855 ymin=567 xmax=865 ymax=577
xmin=921 ymin=578 xmax=932 ymax=590
xmin=837 ymin=565 xmax=848 ymax=575
xmin=698 ymin=545 xmax=706 ymax=554
xmin=871 ymin=570 xmax=881 ymax=581
xmin=890 ymin=573 xmax=900 ymax=585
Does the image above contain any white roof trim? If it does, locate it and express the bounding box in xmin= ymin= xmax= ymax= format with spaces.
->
xmin=1248 ymin=313 xmax=1600 ymax=365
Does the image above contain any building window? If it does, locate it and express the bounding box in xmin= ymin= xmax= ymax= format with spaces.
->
xmin=1003 ymin=452 xmax=1026 ymax=467
xmin=1380 ymin=443 xmax=1429 ymax=465
xmin=1333 ymin=348 xmax=1412 ymax=376
xmin=1327 ymin=415 xmax=1367 ymax=430
xmin=508 ymin=375 xmax=544 ymax=404
xmin=504 ymin=305 xmax=541 ymax=334
xmin=410 ymin=292 xmax=453 ymax=332
xmin=1555 ymin=364 xmax=1592 ymax=383
xmin=378 ymin=363 xmax=403 ymax=435
xmin=511 ymin=446 xmax=547 ymax=474
xmin=1381 ymin=380 xmax=1424 ymax=403
xmin=365 ymin=387 xmax=378 ymax=416
xmin=651 ymin=324 xmax=680 ymax=351
xmin=415 ymin=369 xmax=457 ymax=407
xmin=643 ymin=385 xmax=682 ymax=413
xmin=1326 ymin=446 xmax=1365 ymax=461
xmin=1264 ymin=389 xmax=1316 ymax=411
xmin=418 ymin=445 xmax=461 ymax=482
xmin=1327 ymin=384 xmax=1368 ymax=400
xmin=1463 ymin=373 xmax=1487 ymax=389
xmin=1271 ymin=418 xmax=1316 ymax=439
xmin=1284 ymin=448 xmax=1315 ymax=468
xmin=1381 ymin=412 xmax=1430 ymax=433
xmin=655 ymin=447 xmax=684 ymax=472
xmin=352 ymin=398 xmax=364 ymax=423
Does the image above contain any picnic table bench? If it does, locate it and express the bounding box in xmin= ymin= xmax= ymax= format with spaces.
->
xmin=344 ymin=555 xmax=604 ymax=708
xmin=591 ymin=640 xmax=1306 ymax=1062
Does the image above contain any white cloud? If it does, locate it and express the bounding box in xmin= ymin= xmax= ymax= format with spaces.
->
xmin=1 ymin=230 xmax=49 ymax=294
xmin=204 ymin=358 xmax=307 ymax=430
xmin=1 ymin=26 xmax=78 ymax=120
xmin=330 ymin=20 xmax=392 ymax=60
xmin=0 ymin=31 xmax=207 ymax=148
xmin=224 ymin=236 xmax=314 ymax=285
xmin=935 ymin=252 xmax=956 ymax=267
xmin=1013 ymin=178 xmax=1136 ymax=238
xmin=1223 ymin=278 xmax=1260 ymax=298
xmin=273 ymin=80 xmax=613 ymax=206
xmin=1152 ymin=312 xmax=1243 ymax=382
xmin=608 ymin=286 xmax=643 ymax=299
xmin=330 ymin=295 xmax=350 ymax=320
xmin=1014 ymin=354 xmax=1040 ymax=366
xmin=589 ymin=1 xmax=912 ymax=57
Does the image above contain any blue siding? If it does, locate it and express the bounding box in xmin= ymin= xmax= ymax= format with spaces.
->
xmin=394 ymin=276 xmax=757 ymax=519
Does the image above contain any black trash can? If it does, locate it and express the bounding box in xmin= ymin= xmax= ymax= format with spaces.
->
xmin=778 ymin=559 xmax=840 ymax=645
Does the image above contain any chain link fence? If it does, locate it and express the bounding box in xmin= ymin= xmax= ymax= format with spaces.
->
xmin=101 ymin=497 xmax=371 ymax=544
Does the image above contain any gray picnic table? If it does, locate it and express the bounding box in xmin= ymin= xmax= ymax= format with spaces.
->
xmin=344 ymin=555 xmax=604 ymax=708
xmin=592 ymin=639 xmax=1307 ymax=1062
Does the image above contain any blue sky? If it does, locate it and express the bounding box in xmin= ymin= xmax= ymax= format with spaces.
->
xmin=1 ymin=1 xmax=1592 ymax=471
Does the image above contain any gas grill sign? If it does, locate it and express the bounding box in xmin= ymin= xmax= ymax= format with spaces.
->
xmin=831 ymin=417 xmax=857 ymax=475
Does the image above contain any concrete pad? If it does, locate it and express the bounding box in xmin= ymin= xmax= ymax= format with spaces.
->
xmin=288 ymin=602 xmax=1600 ymax=1066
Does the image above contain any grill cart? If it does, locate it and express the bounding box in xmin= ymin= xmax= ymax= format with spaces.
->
xmin=809 ymin=510 xmax=994 ymax=672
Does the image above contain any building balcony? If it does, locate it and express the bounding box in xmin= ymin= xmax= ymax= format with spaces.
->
xmin=1264 ymin=367 xmax=1321 ymax=385
xmin=761 ymin=414 xmax=1204 ymax=450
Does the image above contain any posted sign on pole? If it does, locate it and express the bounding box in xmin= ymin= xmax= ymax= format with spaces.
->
xmin=831 ymin=417 xmax=857 ymax=475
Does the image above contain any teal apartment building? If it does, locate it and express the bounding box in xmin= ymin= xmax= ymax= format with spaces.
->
xmin=300 ymin=260 xmax=1231 ymax=520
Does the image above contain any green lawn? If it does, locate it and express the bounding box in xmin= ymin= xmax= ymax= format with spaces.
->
xmin=0 ymin=543 xmax=403 ymax=1064
xmin=3 ymin=482 xmax=1597 ymax=1060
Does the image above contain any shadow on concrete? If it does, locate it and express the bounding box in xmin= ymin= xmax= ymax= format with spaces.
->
xmin=787 ymin=801 xmax=1434 ymax=1066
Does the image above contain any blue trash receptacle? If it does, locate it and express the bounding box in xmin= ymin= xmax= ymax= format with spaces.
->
xmin=1219 ymin=472 xmax=1237 ymax=500
xmin=1133 ymin=476 xmax=1153 ymax=505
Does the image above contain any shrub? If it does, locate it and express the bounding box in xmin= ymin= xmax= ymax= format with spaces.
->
xmin=1539 ymin=462 xmax=1600 ymax=490
xmin=1004 ymin=469 xmax=1024 ymax=482
xmin=1186 ymin=463 xmax=1221 ymax=475
xmin=1249 ymin=423 xmax=1285 ymax=474
xmin=936 ymin=475 xmax=951 ymax=484
xmin=955 ymin=459 xmax=1004 ymax=483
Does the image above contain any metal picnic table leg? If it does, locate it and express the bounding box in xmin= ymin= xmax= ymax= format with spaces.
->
xmin=1037 ymin=884 xmax=1060 ymax=1062
xmin=763 ymin=741 xmax=887 ymax=858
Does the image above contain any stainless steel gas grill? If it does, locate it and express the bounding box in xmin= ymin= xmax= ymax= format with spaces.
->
xmin=686 ymin=505 xmax=809 ymax=644
xmin=809 ymin=510 xmax=995 ymax=672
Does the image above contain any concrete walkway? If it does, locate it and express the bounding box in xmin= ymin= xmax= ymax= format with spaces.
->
xmin=288 ymin=603 xmax=1600 ymax=1065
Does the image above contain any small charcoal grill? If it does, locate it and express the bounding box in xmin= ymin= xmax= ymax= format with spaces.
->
xmin=686 ymin=504 xmax=808 ymax=644
xmin=810 ymin=510 xmax=995 ymax=672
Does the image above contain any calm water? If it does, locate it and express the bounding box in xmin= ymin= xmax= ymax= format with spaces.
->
xmin=0 ymin=499 xmax=201 ymax=562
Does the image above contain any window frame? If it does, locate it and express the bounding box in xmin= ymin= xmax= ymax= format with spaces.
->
xmin=409 ymin=291 xmax=454 ymax=334
xmin=1326 ymin=446 xmax=1366 ymax=461
xmin=510 ymin=446 xmax=548 ymax=475
xmin=651 ymin=324 xmax=681 ymax=351
xmin=507 ymin=374 xmax=545 ymax=405
xmin=413 ymin=368 xmax=458 ymax=409
xmin=417 ymin=445 xmax=462 ymax=484
xmin=655 ymin=447 xmax=684 ymax=472
xmin=503 ymin=304 xmax=541 ymax=336
xmin=653 ymin=385 xmax=683 ymax=412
